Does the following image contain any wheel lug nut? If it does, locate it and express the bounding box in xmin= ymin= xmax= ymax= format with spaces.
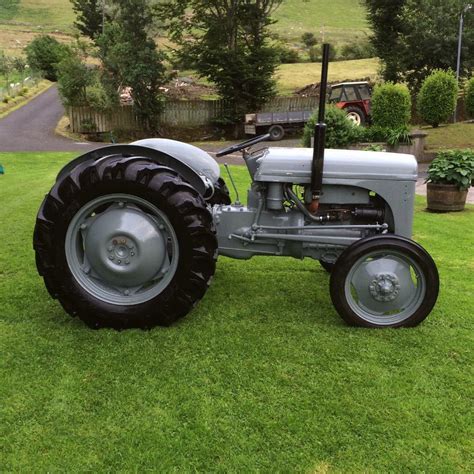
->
xmin=117 ymin=259 xmax=121 ymax=264
xmin=131 ymin=252 xmax=135 ymax=256
xmin=108 ymin=246 xmax=113 ymax=252
xmin=109 ymin=256 xmax=114 ymax=260
xmin=80 ymin=224 xmax=87 ymax=230
xmin=159 ymin=224 xmax=165 ymax=230
xmin=125 ymin=260 xmax=130 ymax=265
xmin=118 ymin=202 xmax=125 ymax=208
xmin=124 ymin=289 xmax=130 ymax=296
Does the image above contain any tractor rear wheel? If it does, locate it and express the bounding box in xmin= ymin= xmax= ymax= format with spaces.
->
xmin=345 ymin=106 xmax=365 ymax=126
xmin=208 ymin=177 xmax=231 ymax=206
xmin=330 ymin=235 xmax=439 ymax=328
xmin=34 ymin=156 xmax=217 ymax=329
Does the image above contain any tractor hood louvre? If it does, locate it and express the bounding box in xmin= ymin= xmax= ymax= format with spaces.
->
xmin=255 ymin=148 xmax=418 ymax=182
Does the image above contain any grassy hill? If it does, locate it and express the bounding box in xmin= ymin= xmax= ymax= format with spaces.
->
xmin=0 ymin=0 xmax=369 ymax=53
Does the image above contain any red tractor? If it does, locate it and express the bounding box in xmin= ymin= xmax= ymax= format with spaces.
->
xmin=328 ymin=81 xmax=372 ymax=126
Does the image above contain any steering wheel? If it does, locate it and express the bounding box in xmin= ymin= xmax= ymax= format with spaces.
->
xmin=215 ymin=133 xmax=271 ymax=158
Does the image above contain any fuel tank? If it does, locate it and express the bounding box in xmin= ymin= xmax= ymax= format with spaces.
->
xmin=254 ymin=148 xmax=418 ymax=183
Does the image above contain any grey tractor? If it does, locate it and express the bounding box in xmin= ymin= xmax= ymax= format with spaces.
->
xmin=33 ymin=45 xmax=439 ymax=329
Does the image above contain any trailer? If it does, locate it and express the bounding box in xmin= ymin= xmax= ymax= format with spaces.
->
xmin=244 ymin=110 xmax=313 ymax=141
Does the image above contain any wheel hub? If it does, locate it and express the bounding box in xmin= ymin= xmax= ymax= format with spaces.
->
xmin=369 ymin=273 xmax=400 ymax=302
xmin=84 ymin=207 xmax=166 ymax=288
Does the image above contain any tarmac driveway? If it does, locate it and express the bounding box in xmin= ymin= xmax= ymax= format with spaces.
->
xmin=0 ymin=85 xmax=96 ymax=153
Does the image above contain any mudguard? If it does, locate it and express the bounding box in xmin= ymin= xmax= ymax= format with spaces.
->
xmin=56 ymin=140 xmax=221 ymax=197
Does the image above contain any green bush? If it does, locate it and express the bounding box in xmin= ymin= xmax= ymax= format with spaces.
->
xmin=427 ymin=149 xmax=474 ymax=190
xmin=2 ymin=95 xmax=11 ymax=104
xmin=466 ymin=78 xmax=474 ymax=119
xmin=25 ymin=35 xmax=71 ymax=81
xmin=371 ymin=82 xmax=411 ymax=128
xmin=417 ymin=69 xmax=458 ymax=128
xmin=357 ymin=125 xmax=411 ymax=146
xmin=302 ymin=105 xmax=359 ymax=148
xmin=340 ymin=40 xmax=375 ymax=60
xmin=86 ymin=83 xmax=115 ymax=111
xmin=276 ymin=45 xmax=300 ymax=64
xmin=57 ymin=54 xmax=94 ymax=106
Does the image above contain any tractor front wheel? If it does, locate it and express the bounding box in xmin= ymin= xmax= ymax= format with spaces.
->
xmin=330 ymin=235 xmax=439 ymax=328
xmin=34 ymin=156 xmax=217 ymax=329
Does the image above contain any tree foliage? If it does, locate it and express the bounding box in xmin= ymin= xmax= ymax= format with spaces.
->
xmin=69 ymin=0 xmax=166 ymax=129
xmin=363 ymin=0 xmax=406 ymax=82
xmin=71 ymin=0 xmax=111 ymax=40
xmin=417 ymin=69 xmax=459 ymax=127
xmin=57 ymin=53 xmax=95 ymax=106
xmin=364 ymin=0 xmax=474 ymax=90
xmin=25 ymin=35 xmax=72 ymax=81
xmin=371 ymin=82 xmax=411 ymax=128
xmin=159 ymin=0 xmax=282 ymax=125
xmin=97 ymin=0 xmax=166 ymax=128
xmin=466 ymin=78 xmax=474 ymax=118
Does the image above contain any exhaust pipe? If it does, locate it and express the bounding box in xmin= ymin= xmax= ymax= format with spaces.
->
xmin=309 ymin=43 xmax=330 ymax=214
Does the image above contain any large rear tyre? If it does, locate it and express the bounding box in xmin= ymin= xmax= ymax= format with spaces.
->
xmin=208 ymin=177 xmax=231 ymax=206
xmin=345 ymin=106 xmax=365 ymax=126
xmin=34 ymin=156 xmax=217 ymax=329
xmin=330 ymin=235 xmax=439 ymax=328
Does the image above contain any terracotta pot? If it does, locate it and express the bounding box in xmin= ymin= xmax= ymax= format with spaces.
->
xmin=426 ymin=183 xmax=468 ymax=212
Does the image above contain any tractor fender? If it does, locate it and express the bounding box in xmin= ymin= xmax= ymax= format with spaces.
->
xmin=56 ymin=141 xmax=219 ymax=197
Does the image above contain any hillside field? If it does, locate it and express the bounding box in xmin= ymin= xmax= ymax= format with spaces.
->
xmin=0 ymin=0 xmax=369 ymax=55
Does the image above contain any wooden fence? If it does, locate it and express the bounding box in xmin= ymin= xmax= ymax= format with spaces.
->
xmin=68 ymin=96 xmax=319 ymax=133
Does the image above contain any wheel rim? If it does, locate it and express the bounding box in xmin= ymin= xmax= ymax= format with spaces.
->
xmin=65 ymin=194 xmax=179 ymax=306
xmin=344 ymin=250 xmax=426 ymax=326
xmin=270 ymin=127 xmax=283 ymax=140
xmin=347 ymin=112 xmax=361 ymax=126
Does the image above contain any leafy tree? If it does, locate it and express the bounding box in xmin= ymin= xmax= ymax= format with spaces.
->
xmin=364 ymin=0 xmax=474 ymax=90
xmin=160 ymin=0 xmax=282 ymax=127
xmin=466 ymin=77 xmax=474 ymax=118
xmin=96 ymin=0 xmax=166 ymax=129
xmin=363 ymin=0 xmax=406 ymax=82
xmin=0 ymin=51 xmax=13 ymax=88
xmin=71 ymin=0 xmax=111 ymax=40
xmin=57 ymin=54 xmax=95 ymax=106
xmin=417 ymin=69 xmax=459 ymax=127
xmin=25 ymin=35 xmax=71 ymax=81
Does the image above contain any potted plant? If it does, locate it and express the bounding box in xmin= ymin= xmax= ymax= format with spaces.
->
xmin=426 ymin=149 xmax=474 ymax=211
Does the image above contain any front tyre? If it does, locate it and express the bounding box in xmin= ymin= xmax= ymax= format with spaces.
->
xmin=330 ymin=235 xmax=439 ymax=328
xmin=34 ymin=156 xmax=217 ymax=329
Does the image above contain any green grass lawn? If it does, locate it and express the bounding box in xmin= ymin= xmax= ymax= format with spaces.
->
xmin=1 ymin=152 xmax=473 ymax=472
xmin=423 ymin=122 xmax=474 ymax=152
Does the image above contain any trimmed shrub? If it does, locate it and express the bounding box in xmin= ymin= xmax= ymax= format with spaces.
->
xmin=371 ymin=82 xmax=411 ymax=128
xmin=302 ymin=105 xmax=359 ymax=148
xmin=466 ymin=78 xmax=474 ymax=119
xmin=417 ymin=69 xmax=458 ymax=128
xmin=25 ymin=35 xmax=71 ymax=81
